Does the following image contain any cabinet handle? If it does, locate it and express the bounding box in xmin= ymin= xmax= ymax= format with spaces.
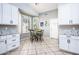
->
xmin=67 ymin=39 xmax=70 ymax=44
xmin=12 ymin=39 xmax=16 ymax=41
xmin=12 ymin=35 xmax=16 ymax=37
xmin=71 ymin=20 xmax=72 ymax=23
xmin=67 ymin=35 xmax=71 ymax=37
xmin=12 ymin=45 xmax=16 ymax=47
xmin=69 ymin=20 xmax=72 ymax=24
xmin=10 ymin=20 xmax=13 ymax=24
xmin=5 ymin=40 xmax=7 ymax=44
xmin=69 ymin=20 xmax=71 ymax=24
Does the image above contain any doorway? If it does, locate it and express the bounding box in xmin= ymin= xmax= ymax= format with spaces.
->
xmin=50 ymin=18 xmax=58 ymax=39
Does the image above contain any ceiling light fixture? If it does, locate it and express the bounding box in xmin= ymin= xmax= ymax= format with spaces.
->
xmin=35 ymin=3 xmax=39 ymax=5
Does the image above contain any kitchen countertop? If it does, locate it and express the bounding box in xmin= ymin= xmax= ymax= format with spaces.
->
xmin=0 ymin=33 xmax=19 ymax=36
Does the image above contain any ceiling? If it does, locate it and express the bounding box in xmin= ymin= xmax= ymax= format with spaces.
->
xmin=10 ymin=3 xmax=39 ymax=16
xmin=11 ymin=3 xmax=58 ymax=16
xmin=28 ymin=3 xmax=58 ymax=13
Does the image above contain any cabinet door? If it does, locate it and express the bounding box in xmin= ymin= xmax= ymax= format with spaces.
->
xmin=0 ymin=43 xmax=6 ymax=54
xmin=0 ymin=38 xmax=6 ymax=54
xmin=2 ymin=3 xmax=12 ymax=24
xmin=58 ymin=4 xmax=71 ymax=25
xmin=0 ymin=3 xmax=2 ymax=24
xmin=7 ymin=36 xmax=20 ymax=45
xmin=12 ymin=5 xmax=18 ymax=25
xmin=69 ymin=39 xmax=79 ymax=54
xmin=59 ymin=35 xmax=68 ymax=50
xmin=70 ymin=4 xmax=79 ymax=24
xmin=7 ymin=42 xmax=20 ymax=51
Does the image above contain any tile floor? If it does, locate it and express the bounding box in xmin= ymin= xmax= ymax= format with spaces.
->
xmin=5 ymin=37 xmax=73 ymax=55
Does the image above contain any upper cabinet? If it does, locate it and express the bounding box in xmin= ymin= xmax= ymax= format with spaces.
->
xmin=70 ymin=4 xmax=79 ymax=19
xmin=0 ymin=3 xmax=18 ymax=25
xmin=11 ymin=5 xmax=18 ymax=25
xmin=58 ymin=4 xmax=71 ymax=25
xmin=70 ymin=4 xmax=79 ymax=24
xmin=0 ymin=4 xmax=2 ymax=24
xmin=58 ymin=4 xmax=79 ymax=25
xmin=2 ymin=3 xmax=12 ymax=25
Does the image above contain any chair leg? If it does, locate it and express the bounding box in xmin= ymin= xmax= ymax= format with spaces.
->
xmin=30 ymin=36 xmax=34 ymax=42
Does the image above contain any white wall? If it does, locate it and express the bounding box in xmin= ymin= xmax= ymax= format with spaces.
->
xmin=50 ymin=18 xmax=58 ymax=39
xmin=39 ymin=9 xmax=58 ymax=19
xmin=17 ymin=11 xmax=22 ymax=34
xmin=39 ymin=9 xmax=58 ymax=38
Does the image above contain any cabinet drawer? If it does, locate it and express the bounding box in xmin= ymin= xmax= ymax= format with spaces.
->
xmin=7 ymin=42 xmax=20 ymax=51
xmin=7 ymin=37 xmax=20 ymax=45
xmin=12 ymin=34 xmax=20 ymax=37
xmin=0 ymin=36 xmax=6 ymax=39
xmin=6 ymin=35 xmax=12 ymax=38
xmin=0 ymin=39 xmax=6 ymax=45
xmin=7 ymin=34 xmax=20 ymax=38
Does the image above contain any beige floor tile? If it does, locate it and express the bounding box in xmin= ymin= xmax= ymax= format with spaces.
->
xmin=27 ymin=50 xmax=36 ymax=55
xmin=46 ymin=51 xmax=55 ymax=55
xmin=37 ymin=51 xmax=52 ymax=55
xmin=54 ymin=51 xmax=64 ymax=55
xmin=50 ymin=47 xmax=60 ymax=52
xmin=20 ymin=51 xmax=28 ymax=55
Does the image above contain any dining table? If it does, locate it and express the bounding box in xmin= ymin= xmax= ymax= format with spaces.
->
xmin=29 ymin=29 xmax=44 ymax=42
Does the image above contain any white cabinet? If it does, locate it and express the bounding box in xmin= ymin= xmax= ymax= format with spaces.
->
xmin=58 ymin=4 xmax=71 ymax=25
xmin=0 ymin=36 xmax=7 ymax=54
xmin=7 ymin=42 xmax=20 ymax=51
xmin=1 ymin=3 xmax=18 ymax=25
xmin=0 ymin=4 xmax=2 ymax=24
xmin=70 ymin=4 xmax=79 ymax=19
xmin=0 ymin=34 xmax=20 ymax=54
xmin=0 ymin=43 xmax=6 ymax=54
xmin=70 ymin=4 xmax=79 ymax=24
xmin=59 ymin=35 xmax=68 ymax=50
xmin=58 ymin=4 xmax=79 ymax=25
xmin=59 ymin=35 xmax=79 ymax=54
xmin=7 ymin=34 xmax=20 ymax=51
xmin=58 ymin=4 xmax=71 ymax=20
xmin=2 ymin=3 xmax=12 ymax=24
xmin=11 ymin=5 xmax=18 ymax=25
xmin=7 ymin=34 xmax=20 ymax=45
xmin=69 ymin=38 xmax=79 ymax=54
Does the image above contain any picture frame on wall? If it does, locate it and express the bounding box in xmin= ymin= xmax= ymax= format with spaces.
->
xmin=40 ymin=22 xmax=44 ymax=27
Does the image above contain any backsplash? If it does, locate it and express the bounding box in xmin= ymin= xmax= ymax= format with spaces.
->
xmin=59 ymin=25 xmax=79 ymax=36
xmin=0 ymin=25 xmax=18 ymax=35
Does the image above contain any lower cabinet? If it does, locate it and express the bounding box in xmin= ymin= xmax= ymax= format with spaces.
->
xmin=69 ymin=39 xmax=79 ymax=54
xmin=0 ymin=44 xmax=7 ymax=54
xmin=0 ymin=39 xmax=7 ymax=54
xmin=7 ymin=42 xmax=20 ymax=51
xmin=0 ymin=34 xmax=20 ymax=54
xmin=59 ymin=35 xmax=79 ymax=54
xmin=7 ymin=34 xmax=20 ymax=51
xmin=7 ymin=34 xmax=20 ymax=45
xmin=59 ymin=35 xmax=69 ymax=50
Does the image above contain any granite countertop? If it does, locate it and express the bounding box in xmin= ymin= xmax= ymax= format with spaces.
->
xmin=0 ymin=33 xmax=19 ymax=36
xmin=60 ymin=30 xmax=79 ymax=36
